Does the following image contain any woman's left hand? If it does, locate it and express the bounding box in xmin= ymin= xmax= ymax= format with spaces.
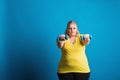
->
xmin=81 ymin=34 xmax=90 ymax=46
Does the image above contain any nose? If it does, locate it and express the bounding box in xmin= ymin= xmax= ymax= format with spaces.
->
xmin=71 ymin=28 xmax=74 ymax=32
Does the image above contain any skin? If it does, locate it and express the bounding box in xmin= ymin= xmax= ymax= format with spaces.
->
xmin=81 ymin=34 xmax=90 ymax=46
xmin=57 ymin=22 xmax=90 ymax=48
xmin=67 ymin=23 xmax=78 ymax=44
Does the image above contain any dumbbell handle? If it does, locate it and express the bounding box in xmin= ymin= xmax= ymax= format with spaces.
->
xmin=80 ymin=35 xmax=92 ymax=40
xmin=57 ymin=34 xmax=68 ymax=41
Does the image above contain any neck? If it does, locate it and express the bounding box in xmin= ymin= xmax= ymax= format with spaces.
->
xmin=69 ymin=36 xmax=76 ymax=44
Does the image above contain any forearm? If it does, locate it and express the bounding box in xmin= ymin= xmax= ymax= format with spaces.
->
xmin=57 ymin=41 xmax=65 ymax=48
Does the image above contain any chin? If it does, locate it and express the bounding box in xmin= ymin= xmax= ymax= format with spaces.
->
xmin=69 ymin=33 xmax=76 ymax=37
xmin=71 ymin=35 xmax=76 ymax=37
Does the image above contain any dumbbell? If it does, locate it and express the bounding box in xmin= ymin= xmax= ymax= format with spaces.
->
xmin=57 ymin=34 xmax=68 ymax=41
xmin=80 ymin=34 xmax=92 ymax=40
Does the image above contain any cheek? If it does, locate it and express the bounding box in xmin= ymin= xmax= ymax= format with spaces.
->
xmin=67 ymin=30 xmax=71 ymax=33
xmin=73 ymin=29 xmax=77 ymax=33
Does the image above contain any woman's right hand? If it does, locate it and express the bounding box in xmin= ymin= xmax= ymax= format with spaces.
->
xmin=56 ymin=34 xmax=66 ymax=48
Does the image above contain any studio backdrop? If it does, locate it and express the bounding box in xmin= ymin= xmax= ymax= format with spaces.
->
xmin=0 ymin=0 xmax=120 ymax=80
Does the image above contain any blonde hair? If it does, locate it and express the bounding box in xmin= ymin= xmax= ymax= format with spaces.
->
xmin=65 ymin=20 xmax=80 ymax=36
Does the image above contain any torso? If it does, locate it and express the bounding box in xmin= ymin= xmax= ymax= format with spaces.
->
xmin=57 ymin=34 xmax=90 ymax=73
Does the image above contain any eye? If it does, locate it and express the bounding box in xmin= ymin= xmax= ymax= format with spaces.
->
xmin=68 ymin=28 xmax=72 ymax=29
xmin=73 ymin=27 xmax=76 ymax=29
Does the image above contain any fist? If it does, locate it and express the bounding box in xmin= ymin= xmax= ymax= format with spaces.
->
xmin=59 ymin=34 xmax=66 ymax=41
xmin=80 ymin=34 xmax=92 ymax=45
xmin=57 ymin=34 xmax=68 ymax=41
xmin=84 ymin=34 xmax=90 ymax=40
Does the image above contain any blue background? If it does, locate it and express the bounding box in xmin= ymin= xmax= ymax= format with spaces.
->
xmin=0 ymin=0 xmax=120 ymax=80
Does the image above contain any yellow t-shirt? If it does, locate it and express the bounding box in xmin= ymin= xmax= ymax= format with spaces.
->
xmin=57 ymin=34 xmax=90 ymax=73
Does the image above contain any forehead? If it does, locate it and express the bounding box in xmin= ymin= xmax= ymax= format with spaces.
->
xmin=68 ymin=23 xmax=77 ymax=28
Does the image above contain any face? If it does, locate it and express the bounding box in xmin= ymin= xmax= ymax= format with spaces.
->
xmin=67 ymin=23 xmax=78 ymax=37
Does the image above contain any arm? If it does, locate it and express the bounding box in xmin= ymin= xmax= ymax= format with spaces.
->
xmin=56 ymin=40 xmax=65 ymax=48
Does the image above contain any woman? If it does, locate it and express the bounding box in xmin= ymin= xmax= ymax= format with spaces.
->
xmin=56 ymin=20 xmax=91 ymax=80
